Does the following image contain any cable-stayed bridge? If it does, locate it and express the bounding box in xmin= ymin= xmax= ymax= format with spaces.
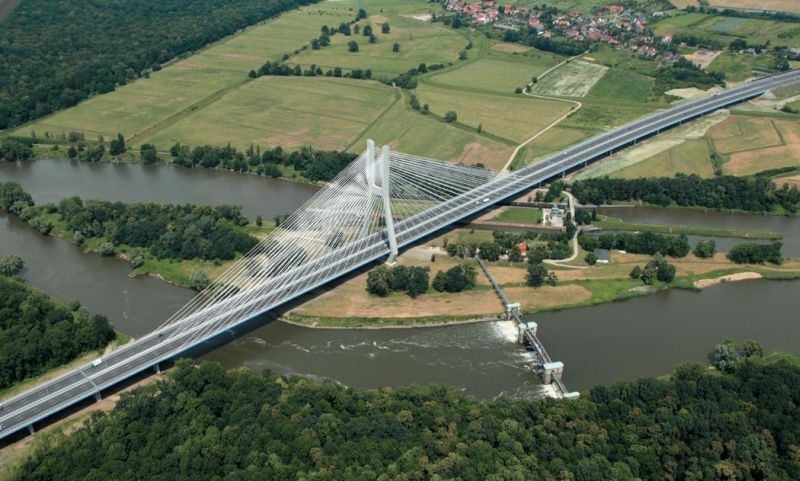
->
xmin=1 ymin=69 xmax=799 ymax=441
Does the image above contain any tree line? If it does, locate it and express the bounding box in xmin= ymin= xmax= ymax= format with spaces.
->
xmin=579 ymin=231 xmax=691 ymax=258
xmin=169 ymin=143 xmax=357 ymax=182
xmin=367 ymin=264 xmax=430 ymax=298
xmin=0 ymin=0 xmax=320 ymax=129
xmin=13 ymin=346 xmax=800 ymax=480
xmin=570 ymin=173 xmax=800 ymax=213
xmin=0 ymin=266 xmax=115 ymax=389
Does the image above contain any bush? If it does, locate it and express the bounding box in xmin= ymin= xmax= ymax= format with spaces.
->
xmin=727 ymin=242 xmax=782 ymax=264
xmin=584 ymin=252 xmax=597 ymax=265
xmin=693 ymin=240 xmax=716 ymax=258
xmin=189 ymin=269 xmax=210 ymax=292
xmin=99 ymin=242 xmax=116 ymax=257
xmin=444 ymin=111 xmax=458 ymax=123
xmin=0 ymin=254 xmax=24 ymax=276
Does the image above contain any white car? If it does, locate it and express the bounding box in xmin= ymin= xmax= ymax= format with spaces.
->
xmin=91 ymin=358 xmax=103 ymax=368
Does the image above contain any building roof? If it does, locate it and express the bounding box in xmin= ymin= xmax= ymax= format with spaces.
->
xmin=593 ymin=248 xmax=610 ymax=261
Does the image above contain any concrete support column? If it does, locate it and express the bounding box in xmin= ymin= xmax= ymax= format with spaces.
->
xmin=360 ymin=140 xmax=376 ymax=238
xmin=380 ymin=144 xmax=398 ymax=263
xmin=94 ymin=392 xmax=102 ymax=402
xmin=542 ymin=361 xmax=564 ymax=385
xmin=517 ymin=323 xmax=527 ymax=344
xmin=154 ymin=363 xmax=161 ymax=374
xmin=28 ymin=425 xmax=35 ymax=435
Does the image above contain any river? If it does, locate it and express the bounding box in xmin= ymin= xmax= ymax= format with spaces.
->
xmin=1 ymin=160 xmax=798 ymax=396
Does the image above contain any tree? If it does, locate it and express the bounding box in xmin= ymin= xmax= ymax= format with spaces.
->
xmin=458 ymin=50 xmax=467 ymax=61
xmin=347 ymin=41 xmax=359 ymax=52
xmin=713 ymin=339 xmax=739 ymax=372
xmin=381 ymin=22 xmax=390 ymax=34
xmin=0 ymin=254 xmax=24 ymax=276
xmin=526 ymin=261 xmax=548 ymax=287
xmin=640 ymin=264 xmax=656 ymax=285
xmin=189 ymin=269 xmax=210 ymax=292
xmin=406 ymin=267 xmax=429 ymax=298
xmin=109 ymin=133 xmax=126 ymax=155
xmin=99 ymin=242 xmax=115 ymax=257
xmin=367 ymin=265 xmax=392 ymax=296
xmin=356 ymin=8 xmax=367 ymax=20
xmin=444 ymin=111 xmax=458 ymax=123
xmin=369 ymin=34 xmax=377 ymax=44
xmin=362 ymin=25 xmax=373 ymax=36
xmin=451 ymin=16 xmax=462 ymax=28
xmin=584 ymin=252 xmax=597 ymax=265
xmin=515 ymin=87 xmax=523 ymax=94
xmin=432 ymin=270 xmax=447 ymax=292
xmin=67 ymin=146 xmax=78 ymax=159
xmin=693 ymin=240 xmax=716 ymax=258
xmin=508 ymin=245 xmax=523 ymax=263
xmin=256 ymin=215 xmax=263 ymax=227
xmin=140 ymin=144 xmax=158 ymax=165
xmin=478 ymin=242 xmax=500 ymax=262
xmin=629 ymin=265 xmax=641 ymax=279
xmin=741 ymin=339 xmax=764 ymax=359
xmin=390 ymin=265 xmax=410 ymax=292
xmin=392 ymin=42 xmax=400 ymax=52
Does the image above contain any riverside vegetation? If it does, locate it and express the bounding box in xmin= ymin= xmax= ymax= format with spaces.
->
xmin=0 ymin=258 xmax=116 ymax=390
xmin=8 ymin=345 xmax=800 ymax=480
xmin=0 ymin=182 xmax=266 ymax=289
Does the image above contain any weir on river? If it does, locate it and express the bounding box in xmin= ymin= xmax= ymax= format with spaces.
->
xmin=476 ymin=256 xmax=579 ymax=399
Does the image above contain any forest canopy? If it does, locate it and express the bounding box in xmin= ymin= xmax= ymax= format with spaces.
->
xmin=0 ymin=273 xmax=115 ymax=389
xmin=0 ymin=0 xmax=318 ymax=129
xmin=11 ymin=352 xmax=800 ymax=480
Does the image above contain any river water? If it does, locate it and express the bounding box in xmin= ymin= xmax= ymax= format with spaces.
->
xmin=1 ymin=160 xmax=798 ymax=396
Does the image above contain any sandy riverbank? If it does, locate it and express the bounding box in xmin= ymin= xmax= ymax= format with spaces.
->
xmin=693 ymin=272 xmax=763 ymax=289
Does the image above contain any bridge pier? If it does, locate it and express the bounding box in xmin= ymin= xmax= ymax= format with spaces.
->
xmin=154 ymin=363 xmax=161 ymax=374
xmin=27 ymin=425 xmax=35 ymax=435
xmin=517 ymin=321 xmax=536 ymax=344
xmin=380 ymin=144 xmax=398 ymax=263
xmin=94 ymin=392 xmax=102 ymax=402
xmin=542 ymin=361 xmax=563 ymax=385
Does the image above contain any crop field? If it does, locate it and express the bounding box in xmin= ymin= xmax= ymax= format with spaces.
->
xmin=425 ymin=48 xmax=563 ymax=95
xmin=586 ymin=68 xmax=654 ymax=103
xmin=531 ymin=60 xmax=609 ymax=98
xmin=721 ymin=118 xmax=800 ymax=175
xmin=352 ymin=99 xmax=514 ymax=170
xmin=710 ymin=117 xmax=783 ymax=154
xmin=708 ymin=0 xmax=800 ymax=13
xmin=16 ymin=2 xmax=358 ymax=141
xmin=145 ymin=77 xmax=396 ymax=151
xmin=414 ymin=84 xmax=571 ymax=144
xmin=612 ymin=139 xmax=715 ymax=179
xmin=653 ymin=13 xmax=800 ymax=48
xmin=290 ymin=6 xmax=467 ymax=78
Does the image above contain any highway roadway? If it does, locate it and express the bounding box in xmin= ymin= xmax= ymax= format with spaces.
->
xmin=2 ymin=68 xmax=799 ymax=441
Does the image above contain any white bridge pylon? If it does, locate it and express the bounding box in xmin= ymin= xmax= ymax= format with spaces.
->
xmin=151 ymin=140 xmax=505 ymax=348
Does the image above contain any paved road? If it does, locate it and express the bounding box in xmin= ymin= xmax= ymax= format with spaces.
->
xmin=2 ymin=69 xmax=799 ymax=441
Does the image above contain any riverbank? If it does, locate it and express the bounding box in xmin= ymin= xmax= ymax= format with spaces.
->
xmin=593 ymin=215 xmax=782 ymax=239
xmin=289 ymin=241 xmax=800 ymax=327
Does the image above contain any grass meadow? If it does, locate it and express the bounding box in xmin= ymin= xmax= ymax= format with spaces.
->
xmin=145 ymin=76 xmax=397 ymax=151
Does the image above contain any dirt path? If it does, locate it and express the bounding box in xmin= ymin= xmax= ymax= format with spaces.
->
xmin=543 ymin=191 xmax=588 ymax=269
xmin=501 ymin=53 xmax=587 ymax=172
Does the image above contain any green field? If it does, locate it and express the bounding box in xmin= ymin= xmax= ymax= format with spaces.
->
xmin=653 ymin=13 xmax=800 ymax=48
xmin=612 ymin=139 xmax=716 ymax=179
xmin=290 ymin=2 xmax=467 ymax=78
xmin=15 ymin=2 xmax=359 ymax=141
xmin=424 ymin=47 xmax=563 ymax=95
xmin=587 ymin=68 xmax=655 ymax=103
xmin=513 ymin=126 xmax=596 ymax=169
xmin=707 ymin=52 xmax=777 ymax=82
xmin=351 ymin=95 xmax=514 ymax=170
xmin=145 ymin=76 xmax=396 ymax=151
xmin=488 ymin=206 xmax=543 ymax=225
xmin=415 ymin=83 xmax=570 ymax=144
